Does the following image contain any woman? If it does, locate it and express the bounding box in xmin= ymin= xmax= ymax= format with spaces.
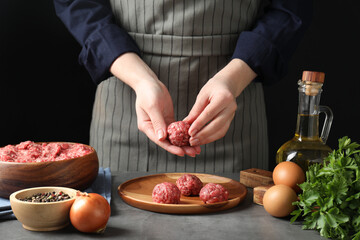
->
xmin=54 ymin=0 xmax=312 ymax=172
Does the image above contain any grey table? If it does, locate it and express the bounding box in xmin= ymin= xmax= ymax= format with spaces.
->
xmin=0 ymin=172 xmax=324 ymax=240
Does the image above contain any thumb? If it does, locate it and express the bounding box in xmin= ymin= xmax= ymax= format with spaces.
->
xmin=149 ymin=110 xmax=168 ymax=141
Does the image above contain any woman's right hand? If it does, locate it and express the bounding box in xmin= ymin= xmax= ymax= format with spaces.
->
xmin=110 ymin=53 xmax=201 ymax=157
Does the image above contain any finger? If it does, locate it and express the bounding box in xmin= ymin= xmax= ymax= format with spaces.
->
xmin=162 ymin=142 xmax=186 ymax=157
xmin=193 ymin=145 xmax=201 ymax=154
xmin=136 ymin=108 xmax=185 ymax=156
xmin=189 ymin=107 xmax=235 ymax=146
xmin=188 ymin=97 xmax=224 ymax=136
xmin=143 ymin=122 xmax=185 ymax=156
xmin=148 ymin=109 xmax=168 ymax=141
xmin=183 ymin=96 xmax=208 ymax=125
xmin=137 ymin=103 xmax=169 ymax=141
xmin=182 ymin=146 xmax=201 ymax=157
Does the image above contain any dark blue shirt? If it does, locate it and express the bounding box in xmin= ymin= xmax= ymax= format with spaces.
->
xmin=53 ymin=0 xmax=312 ymax=85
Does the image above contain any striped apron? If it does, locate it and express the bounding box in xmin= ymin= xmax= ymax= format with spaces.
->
xmin=90 ymin=0 xmax=269 ymax=173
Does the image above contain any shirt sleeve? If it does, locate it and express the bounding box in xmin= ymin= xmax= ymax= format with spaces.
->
xmin=232 ymin=0 xmax=313 ymax=85
xmin=53 ymin=0 xmax=141 ymax=85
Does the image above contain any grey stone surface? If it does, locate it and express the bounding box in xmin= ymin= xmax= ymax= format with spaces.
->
xmin=0 ymin=172 xmax=324 ymax=240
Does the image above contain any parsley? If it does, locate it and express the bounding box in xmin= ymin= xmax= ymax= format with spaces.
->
xmin=291 ymin=136 xmax=360 ymax=240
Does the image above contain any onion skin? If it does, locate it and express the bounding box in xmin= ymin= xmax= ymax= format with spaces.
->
xmin=70 ymin=192 xmax=111 ymax=233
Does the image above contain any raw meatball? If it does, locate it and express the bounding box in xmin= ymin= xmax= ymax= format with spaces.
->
xmin=176 ymin=174 xmax=203 ymax=196
xmin=167 ymin=121 xmax=191 ymax=146
xmin=152 ymin=182 xmax=181 ymax=204
xmin=199 ymin=183 xmax=229 ymax=204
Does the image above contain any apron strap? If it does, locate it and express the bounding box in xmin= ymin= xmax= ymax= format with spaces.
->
xmin=129 ymin=32 xmax=239 ymax=57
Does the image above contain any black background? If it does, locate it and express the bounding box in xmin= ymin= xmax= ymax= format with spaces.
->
xmin=1 ymin=1 xmax=359 ymax=170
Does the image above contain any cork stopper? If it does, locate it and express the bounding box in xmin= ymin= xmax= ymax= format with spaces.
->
xmin=302 ymin=71 xmax=325 ymax=83
xmin=301 ymin=71 xmax=325 ymax=96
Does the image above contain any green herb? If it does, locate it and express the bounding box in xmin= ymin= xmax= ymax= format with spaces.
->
xmin=290 ymin=136 xmax=360 ymax=240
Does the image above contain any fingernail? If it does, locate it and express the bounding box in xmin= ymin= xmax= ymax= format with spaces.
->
xmin=157 ymin=129 xmax=164 ymax=140
xmin=195 ymin=147 xmax=201 ymax=154
xmin=190 ymin=129 xmax=197 ymax=137
xmin=190 ymin=138 xmax=200 ymax=146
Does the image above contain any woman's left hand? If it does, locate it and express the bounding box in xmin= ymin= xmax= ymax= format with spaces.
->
xmin=184 ymin=59 xmax=257 ymax=146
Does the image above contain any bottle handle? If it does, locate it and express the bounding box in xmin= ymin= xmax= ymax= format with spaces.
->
xmin=319 ymin=105 xmax=333 ymax=143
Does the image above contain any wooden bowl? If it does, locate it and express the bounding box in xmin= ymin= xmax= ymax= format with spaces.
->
xmin=10 ymin=186 xmax=77 ymax=231
xmin=0 ymin=143 xmax=99 ymax=198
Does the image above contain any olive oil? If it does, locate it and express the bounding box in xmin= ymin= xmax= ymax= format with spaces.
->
xmin=276 ymin=114 xmax=332 ymax=172
xmin=276 ymin=71 xmax=333 ymax=172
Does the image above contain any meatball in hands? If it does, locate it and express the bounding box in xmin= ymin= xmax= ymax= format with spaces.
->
xmin=184 ymin=59 xmax=257 ymax=146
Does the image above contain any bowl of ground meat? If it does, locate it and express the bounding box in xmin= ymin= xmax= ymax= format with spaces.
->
xmin=0 ymin=141 xmax=99 ymax=198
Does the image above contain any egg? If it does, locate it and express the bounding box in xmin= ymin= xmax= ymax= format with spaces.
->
xmin=263 ymin=184 xmax=298 ymax=217
xmin=272 ymin=161 xmax=305 ymax=193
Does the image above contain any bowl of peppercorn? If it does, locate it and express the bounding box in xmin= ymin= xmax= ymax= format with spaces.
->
xmin=9 ymin=186 xmax=77 ymax=231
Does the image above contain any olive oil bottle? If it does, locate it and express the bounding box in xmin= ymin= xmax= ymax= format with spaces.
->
xmin=276 ymin=71 xmax=333 ymax=172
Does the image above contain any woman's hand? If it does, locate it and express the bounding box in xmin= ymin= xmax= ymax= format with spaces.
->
xmin=184 ymin=59 xmax=257 ymax=146
xmin=134 ymin=78 xmax=200 ymax=157
xmin=110 ymin=53 xmax=201 ymax=157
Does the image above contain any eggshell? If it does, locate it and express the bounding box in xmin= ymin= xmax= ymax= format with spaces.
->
xmin=272 ymin=161 xmax=305 ymax=193
xmin=263 ymin=184 xmax=298 ymax=218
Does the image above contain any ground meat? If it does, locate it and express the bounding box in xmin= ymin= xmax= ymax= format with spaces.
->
xmin=176 ymin=174 xmax=203 ymax=196
xmin=0 ymin=141 xmax=93 ymax=163
xmin=199 ymin=183 xmax=229 ymax=204
xmin=152 ymin=182 xmax=181 ymax=204
xmin=167 ymin=121 xmax=191 ymax=146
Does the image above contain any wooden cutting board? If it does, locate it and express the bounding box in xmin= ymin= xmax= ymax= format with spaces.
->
xmin=253 ymin=184 xmax=274 ymax=205
xmin=240 ymin=168 xmax=274 ymax=205
xmin=240 ymin=168 xmax=273 ymax=188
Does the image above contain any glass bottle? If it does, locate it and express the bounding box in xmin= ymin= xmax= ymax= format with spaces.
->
xmin=276 ymin=71 xmax=333 ymax=172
